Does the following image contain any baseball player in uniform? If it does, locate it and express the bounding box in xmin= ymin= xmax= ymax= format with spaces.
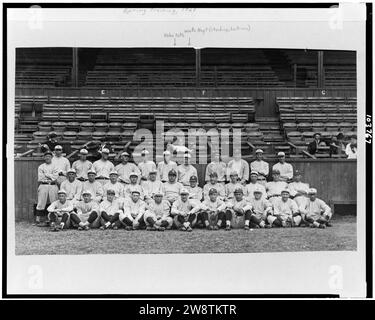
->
xmin=143 ymin=192 xmax=173 ymax=231
xmin=245 ymin=171 xmax=267 ymax=201
xmin=187 ymin=175 xmax=203 ymax=206
xmin=177 ymin=153 xmax=198 ymax=186
xmin=47 ymin=189 xmax=74 ymax=231
xmin=287 ymin=170 xmax=310 ymax=209
xmin=225 ymin=171 xmax=245 ymax=200
xmin=171 ymin=188 xmax=197 ymax=232
xmin=300 ymin=188 xmax=332 ymax=228
xmin=225 ymin=188 xmax=253 ymax=231
xmin=248 ymin=187 xmax=273 ymax=229
xmin=141 ymin=169 xmax=164 ymax=204
xmin=138 ymin=149 xmax=157 ymax=181
xmin=70 ymin=190 xmax=101 ymax=230
xmin=103 ymin=170 xmax=125 ymax=200
xmin=265 ymin=169 xmax=288 ymax=205
xmin=250 ymin=149 xmax=269 ymax=178
xmin=272 ymin=152 xmax=294 ymax=182
xmin=226 ymin=149 xmax=249 ymax=185
xmin=205 ymin=152 xmax=227 ymax=183
xmin=115 ymin=152 xmax=141 ymax=184
xmin=267 ymin=189 xmax=301 ymax=227
xmin=124 ymin=172 xmax=144 ymax=200
xmin=92 ymin=148 xmax=114 ymax=185
xmin=99 ymin=189 xmax=123 ymax=230
xmin=60 ymin=168 xmax=83 ymax=206
xmin=71 ymin=148 xmax=92 ymax=182
xmin=51 ymin=145 xmax=70 ymax=187
xmin=162 ymin=169 xmax=183 ymax=204
xmin=36 ymin=151 xmax=59 ymax=226
xmin=203 ymin=172 xmax=226 ymax=200
xmin=157 ymin=150 xmax=178 ymax=182
xmin=82 ymin=169 xmax=104 ymax=203
xmin=193 ymin=188 xmax=227 ymax=230
xmin=120 ymin=190 xmax=147 ymax=230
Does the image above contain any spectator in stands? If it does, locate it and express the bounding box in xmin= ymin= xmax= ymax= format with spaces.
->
xmin=157 ymin=150 xmax=178 ymax=183
xmin=177 ymin=153 xmax=198 ymax=186
xmin=330 ymin=133 xmax=346 ymax=156
xmin=205 ymin=152 xmax=227 ymax=184
xmin=115 ymin=152 xmax=141 ymax=184
xmin=250 ymin=149 xmax=269 ymax=178
xmin=345 ymin=135 xmax=357 ymax=159
xmin=72 ymin=149 xmax=92 ymax=182
xmin=307 ymin=133 xmax=326 ymax=155
xmin=227 ymin=149 xmax=249 ymax=185
xmin=40 ymin=132 xmax=59 ymax=153
xmin=138 ymin=149 xmax=157 ymax=182
xmin=272 ymin=152 xmax=293 ymax=182
xmin=92 ymin=148 xmax=115 ymax=185
xmin=52 ymin=145 xmax=70 ymax=187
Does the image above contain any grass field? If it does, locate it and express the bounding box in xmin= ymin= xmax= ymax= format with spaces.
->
xmin=15 ymin=215 xmax=356 ymax=255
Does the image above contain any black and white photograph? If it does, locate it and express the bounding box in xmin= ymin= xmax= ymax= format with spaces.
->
xmin=4 ymin=3 xmax=369 ymax=297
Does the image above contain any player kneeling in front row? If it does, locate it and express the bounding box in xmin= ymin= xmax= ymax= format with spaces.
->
xmin=99 ymin=189 xmax=123 ymax=230
xmin=171 ymin=189 xmax=197 ymax=232
xmin=246 ymin=187 xmax=273 ymax=229
xmin=143 ymin=192 xmax=173 ymax=231
xmin=225 ymin=188 xmax=253 ymax=231
xmin=267 ymin=189 xmax=301 ymax=227
xmin=300 ymin=188 xmax=333 ymax=229
xmin=120 ymin=190 xmax=147 ymax=230
xmin=195 ymin=188 xmax=227 ymax=230
xmin=70 ymin=190 xmax=100 ymax=230
xmin=47 ymin=189 xmax=74 ymax=231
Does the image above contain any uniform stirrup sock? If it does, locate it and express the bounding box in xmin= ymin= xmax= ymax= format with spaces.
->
xmin=217 ymin=219 xmax=222 ymax=226
xmin=259 ymin=221 xmax=265 ymax=227
xmin=313 ymin=221 xmax=320 ymax=227
xmin=60 ymin=222 xmax=65 ymax=229
xmin=245 ymin=220 xmax=250 ymax=226
xmin=226 ymin=220 xmax=231 ymax=226
xmin=105 ymin=221 xmax=111 ymax=228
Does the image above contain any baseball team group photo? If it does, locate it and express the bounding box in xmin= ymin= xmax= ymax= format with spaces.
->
xmin=13 ymin=47 xmax=357 ymax=255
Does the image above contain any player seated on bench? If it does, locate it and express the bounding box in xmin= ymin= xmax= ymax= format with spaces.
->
xmin=47 ymin=189 xmax=74 ymax=232
xmin=267 ymin=189 xmax=301 ymax=228
xmin=70 ymin=190 xmax=101 ymax=231
xmin=225 ymin=187 xmax=253 ymax=231
xmin=99 ymin=189 xmax=123 ymax=230
xmin=171 ymin=188 xmax=197 ymax=232
xmin=143 ymin=192 xmax=173 ymax=231
xmin=120 ymin=190 xmax=147 ymax=230
xmin=248 ymin=187 xmax=273 ymax=229
xmin=300 ymin=188 xmax=333 ymax=229
xmin=194 ymin=188 xmax=227 ymax=231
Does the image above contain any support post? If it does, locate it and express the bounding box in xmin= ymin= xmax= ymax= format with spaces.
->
xmin=195 ymin=49 xmax=201 ymax=86
xmin=317 ymin=50 xmax=324 ymax=88
xmin=72 ymin=47 xmax=79 ymax=87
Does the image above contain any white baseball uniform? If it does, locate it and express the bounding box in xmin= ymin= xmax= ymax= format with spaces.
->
xmin=36 ymin=162 xmax=59 ymax=210
xmin=272 ymin=162 xmax=294 ymax=181
xmin=177 ymin=164 xmax=198 ymax=186
xmin=72 ymin=159 xmax=92 ymax=180
xmin=82 ymin=180 xmax=104 ymax=203
xmin=250 ymin=160 xmax=269 ymax=177
xmin=205 ymin=161 xmax=227 ymax=182
xmin=115 ymin=162 xmax=141 ymax=184
xmin=157 ymin=160 xmax=178 ymax=182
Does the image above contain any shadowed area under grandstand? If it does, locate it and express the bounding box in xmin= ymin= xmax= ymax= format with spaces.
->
xmin=15 ymin=215 xmax=356 ymax=255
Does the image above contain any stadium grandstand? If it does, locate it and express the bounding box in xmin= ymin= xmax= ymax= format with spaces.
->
xmin=14 ymin=48 xmax=357 ymax=221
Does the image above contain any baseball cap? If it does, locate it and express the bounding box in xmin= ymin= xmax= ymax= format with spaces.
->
xmin=253 ymin=187 xmax=263 ymax=194
xmin=121 ymin=151 xmax=130 ymax=157
xmin=209 ymin=172 xmax=218 ymax=178
xmin=109 ymin=170 xmax=118 ymax=176
xmin=101 ymin=148 xmax=110 ymax=154
xmin=67 ymin=168 xmax=76 ymax=174
xmin=141 ymin=149 xmax=149 ymax=155
xmin=277 ymin=152 xmax=286 ymax=157
xmin=82 ymin=190 xmax=92 ymax=196
xmin=149 ymin=169 xmax=157 ymax=174
xmin=255 ymin=149 xmax=264 ymax=153
xmin=54 ymin=145 xmax=63 ymax=150
xmin=154 ymin=191 xmax=164 ymax=196
xmin=281 ymin=189 xmax=290 ymax=194
xmin=131 ymin=190 xmax=140 ymax=195
xmin=79 ymin=149 xmax=88 ymax=155
xmin=190 ymin=175 xmax=198 ymax=181
xmin=180 ymin=188 xmax=189 ymax=195
xmin=87 ymin=169 xmax=97 ymax=175
xmin=250 ymin=170 xmax=259 ymax=176
xmin=229 ymin=171 xmax=239 ymax=176
xmin=168 ymin=169 xmax=177 ymax=176
xmin=129 ymin=172 xmax=139 ymax=177
xmin=234 ymin=188 xmax=243 ymax=194
xmin=308 ymin=188 xmax=317 ymax=194
xmin=208 ymin=188 xmax=218 ymax=195
xmin=294 ymin=170 xmax=302 ymax=176
xmin=44 ymin=151 xmax=53 ymax=157
xmin=106 ymin=189 xmax=115 ymax=195
xmin=57 ymin=189 xmax=67 ymax=195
